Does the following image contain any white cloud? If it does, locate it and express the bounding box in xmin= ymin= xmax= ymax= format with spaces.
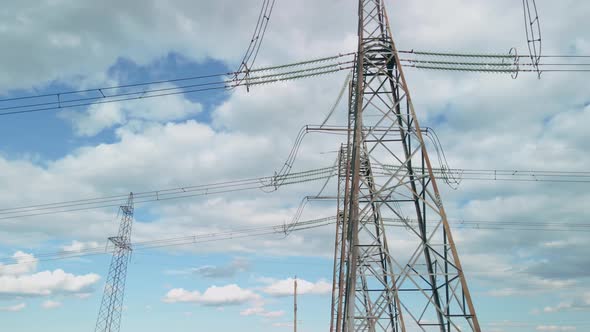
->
xmin=459 ymin=252 xmax=581 ymax=298
xmin=239 ymin=306 xmax=264 ymax=316
xmin=165 ymin=257 xmax=250 ymax=279
xmin=240 ymin=306 xmax=285 ymax=318
xmin=41 ymin=300 xmax=62 ymax=309
xmin=74 ymin=293 xmax=93 ymax=299
xmin=261 ymin=278 xmax=331 ymax=297
xmin=536 ymin=325 xmax=577 ymax=331
xmin=162 ymin=284 xmax=260 ymax=306
xmin=487 ymin=320 xmax=532 ymax=331
xmin=542 ymin=292 xmax=590 ymax=313
xmin=0 ymin=269 xmax=100 ymax=296
xmin=62 ymin=240 xmax=100 ymax=252
xmin=0 ymin=251 xmax=38 ymax=276
xmin=0 ymin=251 xmax=100 ymax=299
xmin=0 ymin=1 xmax=590 ymax=330
xmin=544 ymin=302 xmax=572 ymax=313
xmin=272 ymin=322 xmax=293 ymax=328
xmin=0 ymin=303 xmax=26 ymax=312
xmin=0 ymin=110 xmax=338 ymax=256
xmin=0 ymin=0 xmax=357 ymax=92
xmin=48 ymin=32 xmax=81 ymax=48
xmin=60 ymin=86 xmax=203 ymax=137
xmin=484 ymin=278 xmax=578 ymax=298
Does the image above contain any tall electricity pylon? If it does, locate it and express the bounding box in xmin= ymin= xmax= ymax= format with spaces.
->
xmin=95 ymin=193 xmax=134 ymax=332
xmin=330 ymin=1 xmax=480 ymax=331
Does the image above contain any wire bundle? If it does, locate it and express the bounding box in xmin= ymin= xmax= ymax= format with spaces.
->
xmin=0 ymin=167 xmax=336 ymax=221
xmin=398 ymin=50 xmax=590 ymax=74
xmin=0 ymin=53 xmax=355 ymax=116
xmin=383 ymin=218 xmax=590 ymax=233
xmin=0 ymin=216 xmax=336 ymax=268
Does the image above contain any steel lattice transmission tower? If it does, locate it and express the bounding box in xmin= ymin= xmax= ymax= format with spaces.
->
xmin=329 ymin=1 xmax=480 ymax=331
xmin=95 ymin=193 xmax=134 ymax=332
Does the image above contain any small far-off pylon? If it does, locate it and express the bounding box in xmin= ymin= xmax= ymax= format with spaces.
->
xmin=95 ymin=193 xmax=134 ymax=332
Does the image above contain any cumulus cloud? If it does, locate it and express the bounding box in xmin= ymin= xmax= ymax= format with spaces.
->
xmin=41 ymin=300 xmax=62 ymax=309
xmin=542 ymin=293 xmax=590 ymax=313
xmin=0 ymin=0 xmax=357 ymax=92
xmin=536 ymin=325 xmax=577 ymax=331
xmin=162 ymin=284 xmax=260 ymax=306
xmin=0 ymin=303 xmax=26 ymax=312
xmin=75 ymin=293 xmax=93 ymax=300
xmin=0 ymin=251 xmax=100 ymax=299
xmin=165 ymin=257 xmax=250 ymax=279
xmin=59 ymin=87 xmax=203 ymax=137
xmin=0 ymin=269 xmax=100 ymax=296
xmin=0 ymin=251 xmax=38 ymax=276
xmin=62 ymin=240 xmax=100 ymax=252
xmin=458 ymin=251 xmax=581 ymax=299
xmin=261 ymin=278 xmax=331 ymax=297
xmin=0 ymin=110 xmax=337 ymax=255
xmin=1 ymin=0 xmax=590 ymax=330
xmin=240 ymin=306 xmax=285 ymax=318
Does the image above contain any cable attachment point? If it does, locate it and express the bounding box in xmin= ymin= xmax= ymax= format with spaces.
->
xmin=508 ymin=47 xmax=520 ymax=79
xmin=244 ymin=63 xmax=251 ymax=93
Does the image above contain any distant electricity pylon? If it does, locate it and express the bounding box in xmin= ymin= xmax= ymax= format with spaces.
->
xmin=95 ymin=193 xmax=134 ymax=332
xmin=329 ymin=1 xmax=480 ymax=331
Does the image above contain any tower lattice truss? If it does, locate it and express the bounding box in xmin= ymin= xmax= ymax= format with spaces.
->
xmin=95 ymin=193 xmax=134 ymax=332
xmin=330 ymin=1 xmax=480 ymax=331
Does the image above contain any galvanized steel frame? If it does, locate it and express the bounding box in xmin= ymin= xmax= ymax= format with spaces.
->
xmin=330 ymin=1 xmax=481 ymax=331
xmin=95 ymin=193 xmax=134 ymax=332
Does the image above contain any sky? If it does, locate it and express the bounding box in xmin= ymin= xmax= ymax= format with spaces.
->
xmin=0 ymin=0 xmax=589 ymax=331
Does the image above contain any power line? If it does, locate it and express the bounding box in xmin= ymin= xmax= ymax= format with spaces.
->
xmin=383 ymin=218 xmax=590 ymax=232
xmin=2 ymin=215 xmax=589 ymax=268
xmin=374 ymin=165 xmax=590 ymax=183
xmin=1 ymin=49 xmax=588 ymax=117
xmin=0 ymin=165 xmax=587 ymax=221
xmin=397 ymin=50 xmax=590 ymax=58
xmin=0 ymin=53 xmax=353 ymax=104
xmin=2 ymin=50 xmax=587 ymax=106
xmin=0 ymin=167 xmax=336 ymax=220
xmin=400 ymin=59 xmax=590 ymax=68
xmin=407 ymin=66 xmax=590 ymax=73
xmin=0 ymin=217 xmax=335 ymax=267
xmin=0 ymin=54 xmax=354 ymax=116
xmin=398 ymin=49 xmax=590 ymax=75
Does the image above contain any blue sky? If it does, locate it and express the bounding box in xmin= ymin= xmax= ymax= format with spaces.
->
xmin=0 ymin=1 xmax=589 ymax=332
